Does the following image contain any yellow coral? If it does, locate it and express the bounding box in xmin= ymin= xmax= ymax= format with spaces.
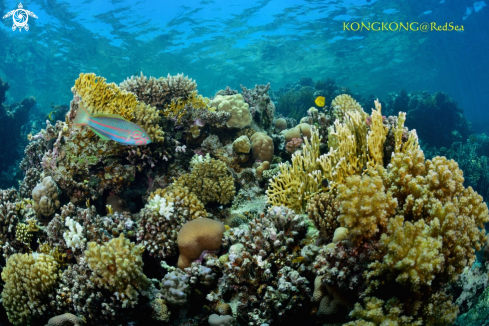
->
xmin=151 ymin=298 xmax=171 ymax=322
xmin=1 ymin=253 xmax=59 ymax=325
xmin=267 ymin=128 xmax=323 ymax=212
xmin=209 ymin=94 xmax=252 ymax=129
xmin=367 ymin=100 xmax=389 ymax=166
xmin=362 ymin=148 xmax=489 ymax=292
xmin=85 ymin=234 xmax=149 ymax=308
xmin=150 ymin=185 xmax=207 ymax=219
xmin=366 ymin=216 xmax=444 ymax=292
xmin=336 ymin=169 xmax=397 ymax=246
xmin=163 ymin=91 xmax=211 ymax=123
xmin=175 ymin=158 xmax=235 ymax=205
xmin=331 ymin=94 xmax=367 ymax=122
xmin=318 ymin=111 xmax=368 ymax=186
xmin=73 ymin=73 xmax=164 ymax=143
xmin=306 ymin=190 xmax=340 ymax=242
xmin=345 ymin=297 xmax=423 ymax=326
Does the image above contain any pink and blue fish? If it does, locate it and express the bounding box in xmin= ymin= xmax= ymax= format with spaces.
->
xmin=73 ymin=103 xmax=152 ymax=146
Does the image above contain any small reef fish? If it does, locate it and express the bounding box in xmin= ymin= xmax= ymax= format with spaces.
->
xmin=291 ymin=256 xmax=305 ymax=264
xmin=73 ymin=103 xmax=152 ymax=146
xmin=315 ymin=96 xmax=326 ymax=107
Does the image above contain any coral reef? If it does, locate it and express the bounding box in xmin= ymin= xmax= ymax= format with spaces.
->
xmin=209 ymin=94 xmax=252 ymax=129
xmin=208 ymin=206 xmax=311 ymax=325
xmin=73 ymin=73 xmax=165 ymax=143
xmin=0 ymin=72 xmax=487 ymax=326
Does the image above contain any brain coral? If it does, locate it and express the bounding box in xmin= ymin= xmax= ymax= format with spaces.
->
xmin=209 ymin=94 xmax=251 ymax=129
xmin=177 ymin=218 xmax=225 ymax=269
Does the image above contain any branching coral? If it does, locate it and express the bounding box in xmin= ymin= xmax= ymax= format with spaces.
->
xmin=330 ymin=94 xmax=368 ymax=123
xmin=336 ymin=169 xmax=397 ymax=246
xmin=1 ymin=253 xmax=59 ymax=325
xmin=267 ymin=128 xmax=323 ymax=212
xmin=175 ymin=157 xmax=235 ymax=205
xmin=306 ymin=191 xmax=340 ymax=243
xmin=73 ymin=72 xmax=164 ymax=143
xmin=85 ymin=234 xmax=149 ymax=308
xmin=120 ymin=72 xmax=197 ymax=109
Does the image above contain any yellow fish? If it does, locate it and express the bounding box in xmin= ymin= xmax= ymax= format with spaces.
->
xmin=315 ymin=96 xmax=325 ymax=107
xmin=291 ymin=256 xmax=305 ymax=264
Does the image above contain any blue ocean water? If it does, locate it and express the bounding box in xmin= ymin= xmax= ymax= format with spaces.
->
xmin=0 ymin=0 xmax=489 ymax=325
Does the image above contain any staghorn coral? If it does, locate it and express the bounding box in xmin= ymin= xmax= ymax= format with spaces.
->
xmin=1 ymin=253 xmax=60 ymax=325
xmin=85 ymin=234 xmax=150 ymax=308
xmin=175 ymin=157 xmax=235 ymax=205
xmin=72 ymin=72 xmax=164 ymax=143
